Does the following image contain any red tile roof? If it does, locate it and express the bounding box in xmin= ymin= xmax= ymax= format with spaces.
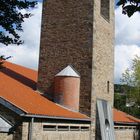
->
xmin=0 ymin=62 xmax=140 ymax=123
xmin=113 ymin=108 xmax=140 ymax=123
xmin=0 ymin=62 xmax=89 ymax=120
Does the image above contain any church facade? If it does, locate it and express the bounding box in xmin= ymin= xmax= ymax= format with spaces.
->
xmin=0 ymin=0 xmax=140 ymax=140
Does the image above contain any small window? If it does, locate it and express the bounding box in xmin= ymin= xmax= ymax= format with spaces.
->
xmin=43 ymin=125 xmax=56 ymax=131
xmin=81 ymin=126 xmax=90 ymax=131
xmin=101 ymin=0 xmax=110 ymax=21
xmin=114 ymin=127 xmax=119 ymax=130
xmin=107 ymin=81 xmax=110 ymax=93
xmin=119 ymin=127 xmax=121 ymax=130
xmin=58 ymin=126 xmax=69 ymax=131
xmin=70 ymin=126 xmax=80 ymax=131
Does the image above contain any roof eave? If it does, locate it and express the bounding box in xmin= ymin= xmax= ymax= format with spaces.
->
xmin=0 ymin=97 xmax=91 ymax=122
xmin=0 ymin=97 xmax=26 ymax=115
xmin=114 ymin=121 xmax=140 ymax=126
xmin=21 ymin=114 xmax=91 ymax=122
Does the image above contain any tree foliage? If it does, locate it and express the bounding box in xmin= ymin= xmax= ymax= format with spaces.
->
xmin=116 ymin=56 xmax=140 ymax=118
xmin=121 ymin=56 xmax=140 ymax=105
xmin=0 ymin=55 xmax=12 ymax=69
xmin=0 ymin=0 xmax=37 ymax=46
xmin=117 ymin=0 xmax=140 ymax=17
xmin=114 ymin=93 xmax=127 ymax=110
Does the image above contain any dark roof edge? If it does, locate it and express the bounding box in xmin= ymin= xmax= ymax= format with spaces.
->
xmin=114 ymin=121 xmax=140 ymax=126
xmin=21 ymin=114 xmax=91 ymax=122
xmin=0 ymin=97 xmax=25 ymax=115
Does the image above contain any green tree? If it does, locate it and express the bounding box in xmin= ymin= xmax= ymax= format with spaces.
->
xmin=114 ymin=93 xmax=127 ymax=111
xmin=0 ymin=0 xmax=37 ymax=46
xmin=117 ymin=0 xmax=140 ymax=17
xmin=0 ymin=0 xmax=37 ymax=67
xmin=120 ymin=56 xmax=140 ymax=118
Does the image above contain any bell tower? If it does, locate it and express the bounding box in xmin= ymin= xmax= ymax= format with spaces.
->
xmin=38 ymin=0 xmax=114 ymax=138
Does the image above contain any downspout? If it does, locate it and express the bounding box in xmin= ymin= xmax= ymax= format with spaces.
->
xmin=28 ymin=117 xmax=34 ymax=140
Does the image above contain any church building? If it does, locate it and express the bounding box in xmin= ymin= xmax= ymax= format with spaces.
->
xmin=0 ymin=0 xmax=140 ymax=140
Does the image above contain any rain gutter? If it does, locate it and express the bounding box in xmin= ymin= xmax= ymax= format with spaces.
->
xmin=21 ymin=114 xmax=91 ymax=122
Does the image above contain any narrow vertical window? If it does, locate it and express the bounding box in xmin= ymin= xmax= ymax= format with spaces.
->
xmin=101 ymin=0 xmax=110 ymax=21
xmin=107 ymin=81 xmax=110 ymax=93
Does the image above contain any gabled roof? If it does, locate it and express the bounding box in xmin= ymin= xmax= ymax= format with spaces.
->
xmin=0 ymin=62 xmax=89 ymax=121
xmin=113 ymin=108 xmax=140 ymax=124
xmin=0 ymin=62 xmax=140 ymax=124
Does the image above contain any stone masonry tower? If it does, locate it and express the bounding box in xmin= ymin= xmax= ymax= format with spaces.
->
xmin=38 ymin=0 xmax=114 ymax=137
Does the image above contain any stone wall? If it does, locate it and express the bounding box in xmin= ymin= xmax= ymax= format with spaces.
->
xmin=22 ymin=122 xmax=29 ymax=140
xmin=0 ymin=133 xmax=13 ymax=140
xmin=115 ymin=128 xmax=140 ymax=140
xmin=90 ymin=0 xmax=114 ymax=139
xmin=22 ymin=119 xmax=90 ymax=140
xmin=21 ymin=120 xmax=140 ymax=140
xmin=0 ymin=127 xmax=22 ymax=140
xmin=37 ymin=131 xmax=90 ymax=140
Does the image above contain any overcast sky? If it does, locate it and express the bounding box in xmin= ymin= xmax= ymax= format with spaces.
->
xmin=0 ymin=1 xmax=140 ymax=84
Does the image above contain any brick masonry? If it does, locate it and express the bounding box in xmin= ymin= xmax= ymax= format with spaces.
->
xmin=37 ymin=0 xmax=93 ymax=115
xmin=54 ymin=76 xmax=80 ymax=112
xmin=38 ymin=1 xmax=114 ymax=139
xmin=38 ymin=0 xmax=114 ymax=116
